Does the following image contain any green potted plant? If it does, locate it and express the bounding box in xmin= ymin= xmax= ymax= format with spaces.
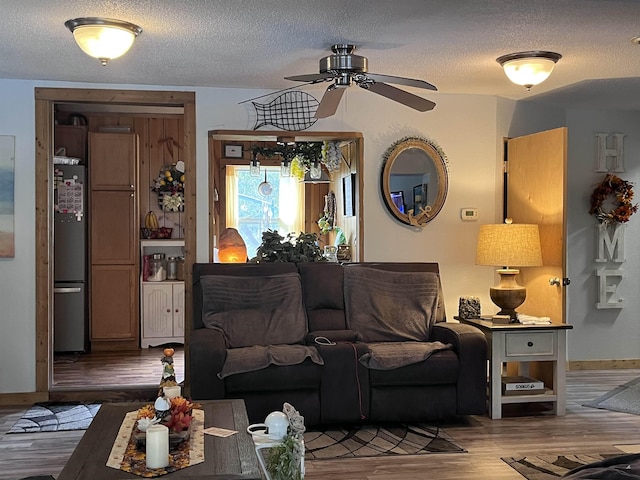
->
xmin=250 ymin=230 xmax=325 ymax=263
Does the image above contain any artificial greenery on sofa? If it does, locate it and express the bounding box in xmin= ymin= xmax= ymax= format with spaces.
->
xmin=250 ymin=230 xmax=326 ymax=263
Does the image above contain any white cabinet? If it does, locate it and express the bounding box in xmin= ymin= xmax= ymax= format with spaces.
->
xmin=140 ymin=239 xmax=185 ymax=348
xmin=141 ymin=282 xmax=184 ymax=347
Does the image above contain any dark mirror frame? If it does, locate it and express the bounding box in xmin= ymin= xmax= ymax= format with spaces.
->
xmin=380 ymin=136 xmax=449 ymax=227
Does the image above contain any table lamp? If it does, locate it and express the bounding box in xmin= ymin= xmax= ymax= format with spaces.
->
xmin=218 ymin=227 xmax=248 ymax=263
xmin=475 ymin=219 xmax=542 ymax=321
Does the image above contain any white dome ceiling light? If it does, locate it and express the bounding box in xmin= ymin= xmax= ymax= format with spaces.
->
xmin=496 ymin=51 xmax=562 ymax=91
xmin=65 ymin=17 xmax=142 ymax=66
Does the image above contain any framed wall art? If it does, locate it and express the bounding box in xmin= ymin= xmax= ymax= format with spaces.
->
xmin=0 ymin=135 xmax=15 ymax=258
xmin=225 ymin=144 xmax=243 ymax=158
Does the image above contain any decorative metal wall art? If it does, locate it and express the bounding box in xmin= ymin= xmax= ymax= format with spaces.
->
xmin=251 ymin=91 xmax=319 ymax=131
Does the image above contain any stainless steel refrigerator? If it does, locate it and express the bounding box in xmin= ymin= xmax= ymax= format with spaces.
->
xmin=53 ymin=164 xmax=88 ymax=352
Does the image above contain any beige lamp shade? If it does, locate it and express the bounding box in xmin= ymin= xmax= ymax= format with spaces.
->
xmin=476 ymin=221 xmax=542 ymax=320
xmin=65 ymin=18 xmax=142 ymax=65
xmin=218 ymin=228 xmax=248 ymax=263
xmin=476 ymin=223 xmax=542 ymax=268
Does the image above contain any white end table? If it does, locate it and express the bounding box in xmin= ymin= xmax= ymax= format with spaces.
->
xmin=459 ymin=317 xmax=573 ymax=419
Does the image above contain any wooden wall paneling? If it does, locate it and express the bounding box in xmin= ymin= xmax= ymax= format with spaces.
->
xmin=135 ymin=117 xmax=150 ymax=227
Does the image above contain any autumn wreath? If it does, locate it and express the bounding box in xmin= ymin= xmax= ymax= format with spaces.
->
xmin=589 ymin=173 xmax=638 ymax=224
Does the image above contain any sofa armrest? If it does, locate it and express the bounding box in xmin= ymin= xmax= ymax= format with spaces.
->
xmin=432 ymin=322 xmax=488 ymax=415
xmin=305 ymin=330 xmax=363 ymax=344
xmin=189 ymin=327 xmax=227 ymax=400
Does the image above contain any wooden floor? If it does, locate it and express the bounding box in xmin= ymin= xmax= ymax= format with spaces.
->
xmin=53 ymin=346 xmax=185 ymax=389
xmin=2 ymin=367 xmax=640 ymax=479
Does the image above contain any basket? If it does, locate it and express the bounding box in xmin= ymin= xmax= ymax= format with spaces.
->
xmin=140 ymin=227 xmax=173 ymax=239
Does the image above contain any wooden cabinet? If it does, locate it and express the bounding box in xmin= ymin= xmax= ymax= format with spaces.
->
xmin=141 ymin=282 xmax=184 ymax=347
xmin=55 ymin=125 xmax=87 ymax=161
xmin=90 ymin=265 xmax=138 ymax=340
xmin=90 ymin=190 xmax=136 ymax=264
xmin=139 ymin=239 xmax=185 ymax=347
xmin=89 ymin=132 xmax=139 ymax=350
xmin=89 ymin=132 xmax=137 ymax=190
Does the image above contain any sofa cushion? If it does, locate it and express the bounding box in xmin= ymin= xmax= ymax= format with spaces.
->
xmin=359 ymin=341 xmax=452 ymax=370
xmin=344 ymin=266 xmax=440 ymax=342
xmin=368 ymin=349 xmax=459 ymax=386
xmin=224 ymin=358 xmax=323 ymax=393
xmin=218 ymin=344 xmax=324 ymax=379
xmin=200 ymin=273 xmax=307 ymax=347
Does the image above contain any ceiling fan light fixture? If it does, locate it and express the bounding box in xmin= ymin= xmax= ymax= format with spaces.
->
xmin=65 ymin=17 xmax=142 ymax=65
xmin=496 ymin=51 xmax=562 ymax=90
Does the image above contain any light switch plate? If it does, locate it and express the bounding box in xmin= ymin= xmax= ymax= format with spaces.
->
xmin=461 ymin=208 xmax=478 ymax=221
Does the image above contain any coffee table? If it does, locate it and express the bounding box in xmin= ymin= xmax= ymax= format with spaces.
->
xmin=57 ymin=399 xmax=261 ymax=479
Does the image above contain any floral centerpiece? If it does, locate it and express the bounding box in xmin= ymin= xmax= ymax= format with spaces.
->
xmin=136 ymin=396 xmax=200 ymax=437
xmin=152 ymin=163 xmax=185 ymax=212
xmin=589 ymin=173 xmax=638 ymax=225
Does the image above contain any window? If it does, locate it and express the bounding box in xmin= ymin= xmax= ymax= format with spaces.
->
xmin=225 ymin=166 xmax=305 ymax=258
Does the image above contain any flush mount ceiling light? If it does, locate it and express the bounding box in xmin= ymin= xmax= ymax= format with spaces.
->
xmin=65 ymin=17 xmax=142 ymax=66
xmin=496 ymin=51 xmax=562 ymax=91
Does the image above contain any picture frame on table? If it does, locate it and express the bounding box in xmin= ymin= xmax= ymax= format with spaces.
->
xmin=225 ymin=144 xmax=243 ymax=158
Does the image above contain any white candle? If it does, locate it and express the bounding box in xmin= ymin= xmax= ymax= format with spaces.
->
xmin=146 ymin=424 xmax=169 ymax=469
xmin=163 ymin=385 xmax=181 ymax=399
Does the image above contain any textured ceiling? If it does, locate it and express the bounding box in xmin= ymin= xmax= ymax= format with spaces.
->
xmin=2 ymin=0 xmax=640 ymax=107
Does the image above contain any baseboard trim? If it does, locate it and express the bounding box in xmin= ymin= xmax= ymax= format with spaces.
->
xmin=0 ymin=391 xmax=49 ymax=406
xmin=569 ymin=359 xmax=640 ymax=370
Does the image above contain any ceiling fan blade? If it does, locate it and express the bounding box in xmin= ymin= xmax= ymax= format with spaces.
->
xmin=367 ymin=73 xmax=437 ymax=91
xmin=285 ymin=73 xmax=334 ymax=83
xmin=366 ymin=82 xmax=436 ymax=112
xmin=314 ymin=86 xmax=346 ymax=118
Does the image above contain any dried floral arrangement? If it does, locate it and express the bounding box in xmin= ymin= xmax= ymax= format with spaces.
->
xmin=589 ymin=173 xmax=638 ymax=225
xmin=136 ymin=396 xmax=201 ymax=434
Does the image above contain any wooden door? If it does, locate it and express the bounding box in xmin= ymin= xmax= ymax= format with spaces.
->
xmin=506 ymin=127 xmax=568 ymax=324
xmin=89 ymin=133 xmax=137 ymax=190
xmin=142 ymin=283 xmax=174 ymax=339
xmin=173 ymin=282 xmax=185 ymax=337
xmin=90 ymin=190 xmax=136 ymax=264
xmin=90 ymin=265 xmax=137 ymax=340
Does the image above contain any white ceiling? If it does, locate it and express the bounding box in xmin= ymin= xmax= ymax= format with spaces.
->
xmin=2 ymin=0 xmax=640 ymax=109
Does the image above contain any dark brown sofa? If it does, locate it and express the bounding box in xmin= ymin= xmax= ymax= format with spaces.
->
xmin=190 ymin=262 xmax=487 ymax=425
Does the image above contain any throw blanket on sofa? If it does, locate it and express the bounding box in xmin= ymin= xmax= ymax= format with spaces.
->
xmin=344 ymin=267 xmax=440 ymax=343
xmin=359 ymin=341 xmax=452 ymax=370
xmin=218 ymin=344 xmax=324 ymax=379
xmin=200 ymin=273 xmax=307 ymax=347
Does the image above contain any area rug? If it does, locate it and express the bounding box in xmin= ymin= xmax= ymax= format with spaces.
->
xmin=502 ymin=454 xmax=622 ymax=480
xmin=304 ymin=423 xmax=465 ymax=459
xmin=584 ymin=377 xmax=640 ymax=415
xmin=7 ymin=403 xmax=101 ymax=433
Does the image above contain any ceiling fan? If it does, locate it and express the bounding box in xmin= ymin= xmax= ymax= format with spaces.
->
xmin=285 ymin=44 xmax=437 ymax=118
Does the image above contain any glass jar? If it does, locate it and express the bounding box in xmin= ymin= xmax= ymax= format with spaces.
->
xmin=148 ymin=253 xmax=167 ymax=282
xmin=166 ymin=256 xmax=178 ymax=280
xmin=176 ymin=256 xmax=185 ymax=281
xmin=324 ymin=245 xmax=338 ymax=262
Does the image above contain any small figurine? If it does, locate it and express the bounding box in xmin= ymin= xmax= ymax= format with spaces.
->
xmin=159 ymin=347 xmax=177 ymax=396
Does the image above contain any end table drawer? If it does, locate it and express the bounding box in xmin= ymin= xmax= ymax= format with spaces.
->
xmin=505 ymin=332 xmax=555 ymax=356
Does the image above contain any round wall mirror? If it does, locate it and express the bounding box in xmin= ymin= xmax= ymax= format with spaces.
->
xmin=380 ymin=136 xmax=448 ymax=227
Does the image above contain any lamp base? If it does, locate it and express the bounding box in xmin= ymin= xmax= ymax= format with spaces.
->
xmin=489 ymin=269 xmax=526 ymax=321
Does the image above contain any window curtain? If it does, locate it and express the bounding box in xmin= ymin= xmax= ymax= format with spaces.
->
xmin=279 ymin=175 xmax=305 ymax=234
xmin=225 ymin=165 xmax=239 ymax=229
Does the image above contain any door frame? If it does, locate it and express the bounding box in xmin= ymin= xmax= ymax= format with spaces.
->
xmin=34 ymin=88 xmax=197 ymax=396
